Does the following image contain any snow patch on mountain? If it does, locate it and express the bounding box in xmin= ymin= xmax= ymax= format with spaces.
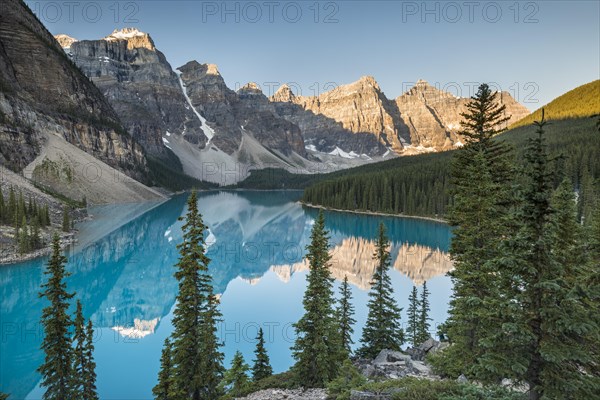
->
xmin=176 ymin=72 xmax=215 ymax=141
xmin=328 ymin=147 xmax=360 ymax=159
xmin=104 ymin=28 xmax=146 ymax=41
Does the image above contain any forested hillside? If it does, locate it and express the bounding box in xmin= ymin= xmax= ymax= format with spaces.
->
xmin=511 ymin=80 xmax=599 ymax=127
xmin=302 ymin=117 xmax=600 ymax=218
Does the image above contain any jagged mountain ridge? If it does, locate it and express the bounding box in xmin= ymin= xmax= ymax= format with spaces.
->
xmin=50 ymin=26 xmax=530 ymax=185
xmin=64 ymin=28 xmax=205 ymax=156
xmin=177 ymin=61 xmax=306 ymax=158
xmin=271 ymin=77 xmax=531 ymax=155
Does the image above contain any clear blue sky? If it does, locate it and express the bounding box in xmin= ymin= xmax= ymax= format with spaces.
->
xmin=27 ymin=0 xmax=600 ymax=109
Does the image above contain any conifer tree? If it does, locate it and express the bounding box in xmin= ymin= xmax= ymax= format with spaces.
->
xmin=197 ymin=288 xmax=224 ymax=400
xmin=357 ymin=223 xmax=404 ymax=359
xmin=168 ymin=190 xmax=223 ymax=400
xmin=168 ymin=190 xmax=207 ymax=399
xmin=33 ymin=198 xmax=38 ymax=220
xmin=17 ymin=191 xmax=25 ymax=221
xmin=44 ymin=204 xmax=51 ymax=226
xmin=292 ymin=211 xmax=343 ymax=387
xmin=219 ymin=351 xmax=251 ymax=397
xmin=496 ymin=112 xmax=599 ymax=398
xmin=62 ymin=206 xmax=70 ymax=232
xmin=0 ymin=392 xmax=8 ymax=400
xmin=30 ymin=216 xmax=41 ymax=250
xmin=589 ymin=205 xmax=600 ymax=265
xmin=28 ymin=195 xmax=33 ymax=216
xmin=252 ymin=328 xmax=272 ymax=382
xmin=584 ymin=204 xmax=600 ymax=379
xmin=153 ymin=339 xmax=173 ymax=400
xmin=14 ymin=194 xmax=24 ymax=232
xmin=38 ymin=234 xmax=74 ymax=400
xmin=72 ymin=300 xmax=86 ymax=399
xmin=417 ymin=281 xmax=432 ymax=344
xmin=406 ymin=286 xmax=420 ymax=347
xmin=336 ymin=276 xmax=356 ymax=356
xmin=441 ymin=83 xmax=516 ymax=379
xmin=82 ymin=320 xmax=98 ymax=400
xmin=18 ymin=216 xmax=30 ymax=254
xmin=7 ymin=187 xmax=16 ymax=223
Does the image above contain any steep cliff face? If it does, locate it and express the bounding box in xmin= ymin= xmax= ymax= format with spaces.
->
xmin=0 ymin=0 xmax=148 ymax=184
xmin=177 ymin=61 xmax=306 ymax=158
xmin=271 ymin=78 xmax=530 ymax=156
xmin=270 ymin=79 xmax=391 ymax=157
xmin=236 ymin=82 xmax=306 ymax=157
xmin=395 ymin=80 xmax=463 ymax=150
xmin=395 ymin=80 xmax=530 ymax=151
xmin=65 ymin=28 xmax=204 ymax=156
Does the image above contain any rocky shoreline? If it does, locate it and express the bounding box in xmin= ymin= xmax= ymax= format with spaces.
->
xmin=236 ymin=337 xmax=528 ymax=400
xmin=238 ymin=339 xmax=449 ymax=400
xmin=0 ymin=230 xmax=77 ymax=265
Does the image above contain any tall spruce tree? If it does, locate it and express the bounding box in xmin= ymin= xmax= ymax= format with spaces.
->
xmin=62 ymin=206 xmax=70 ymax=233
xmin=406 ymin=286 xmax=420 ymax=347
xmin=197 ymin=288 xmax=224 ymax=400
xmin=7 ymin=187 xmax=16 ymax=224
xmin=153 ymin=339 xmax=173 ymax=400
xmin=72 ymin=300 xmax=86 ymax=399
xmin=38 ymin=234 xmax=74 ymax=400
xmin=585 ymin=204 xmax=600 ymax=379
xmin=17 ymin=191 xmax=25 ymax=223
xmin=292 ymin=211 xmax=342 ymax=387
xmin=441 ymin=83 xmax=515 ymax=379
xmin=172 ymin=191 xmax=211 ymax=399
xmin=43 ymin=204 xmax=51 ymax=226
xmin=219 ymin=351 xmax=251 ymax=397
xmin=417 ymin=281 xmax=432 ymax=344
xmin=166 ymin=190 xmax=223 ymax=400
xmin=0 ymin=392 xmax=8 ymax=400
xmin=82 ymin=320 xmax=98 ymax=400
xmin=18 ymin=215 xmax=29 ymax=254
xmin=30 ymin=216 xmax=41 ymax=250
xmin=252 ymin=328 xmax=272 ymax=382
xmin=336 ymin=276 xmax=356 ymax=356
xmin=357 ymin=223 xmax=404 ymax=359
xmin=497 ymin=112 xmax=599 ymax=399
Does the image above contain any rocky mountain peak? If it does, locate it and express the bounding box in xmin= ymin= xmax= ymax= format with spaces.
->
xmin=178 ymin=61 xmax=223 ymax=80
xmin=271 ymin=84 xmax=296 ymax=102
xmin=401 ymin=79 xmax=455 ymax=103
xmin=55 ymin=34 xmax=77 ymax=49
xmin=237 ymin=82 xmax=265 ymax=98
xmin=357 ymin=75 xmax=380 ymax=89
xmin=104 ymin=28 xmax=155 ymax=50
xmin=205 ymin=63 xmax=221 ymax=76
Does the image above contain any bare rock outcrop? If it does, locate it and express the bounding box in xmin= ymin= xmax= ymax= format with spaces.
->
xmin=395 ymin=80 xmax=530 ymax=151
xmin=178 ymin=61 xmax=306 ymax=157
xmin=270 ymin=78 xmax=530 ymax=157
xmin=236 ymin=389 xmax=327 ymax=400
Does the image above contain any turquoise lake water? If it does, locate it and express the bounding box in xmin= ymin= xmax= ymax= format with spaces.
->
xmin=0 ymin=191 xmax=453 ymax=399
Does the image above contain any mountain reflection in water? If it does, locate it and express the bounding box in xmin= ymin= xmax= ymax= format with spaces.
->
xmin=0 ymin=191 xmax=453 ymax=400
